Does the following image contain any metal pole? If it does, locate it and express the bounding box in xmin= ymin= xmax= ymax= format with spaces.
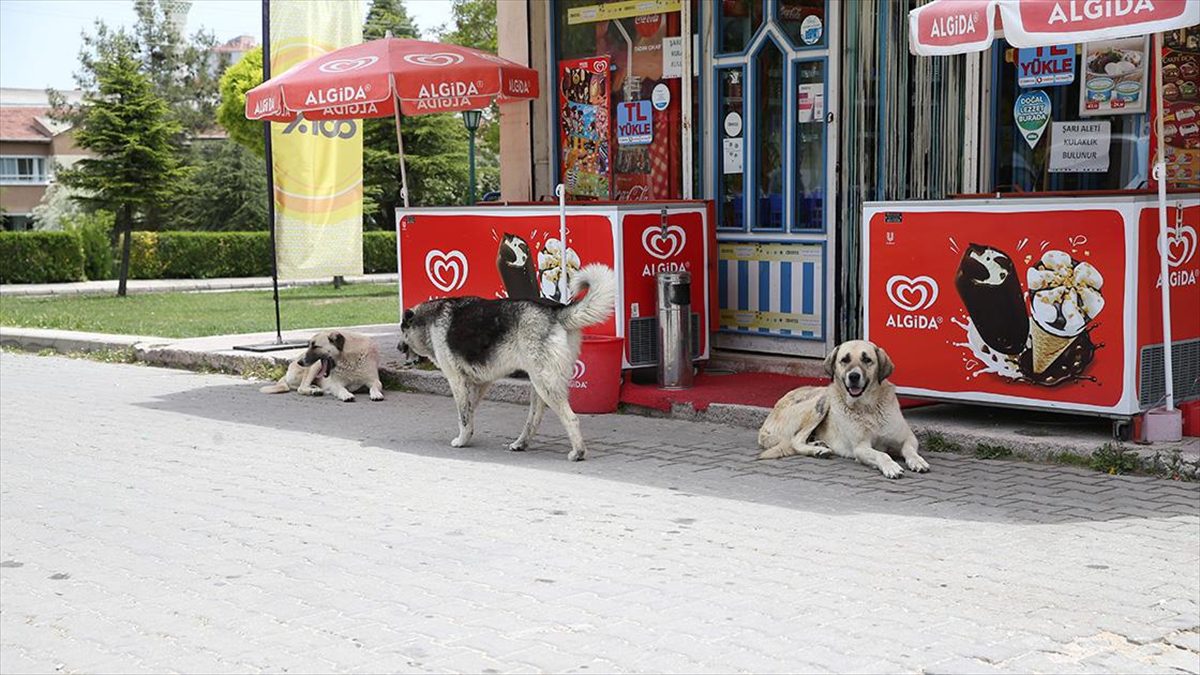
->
xmin=263 ymin=0 xmax=283 ymax=344
xmin=681 ymin=0 xmax=692 ymax=199
xmin=1154 ymin=32 xmax=1175 ymax=412
xmin=468 ymin=127 xmax=477 ymax=205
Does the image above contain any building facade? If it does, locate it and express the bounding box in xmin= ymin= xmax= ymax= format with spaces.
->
xmin=0 ymin=88 xmax=86 ymax=230
xmin=497 ymin=0 xmax=1176 ymax=360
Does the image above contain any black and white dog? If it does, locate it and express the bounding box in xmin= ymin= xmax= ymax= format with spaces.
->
xmin=398 ymin=264 xmax=616 ymax=461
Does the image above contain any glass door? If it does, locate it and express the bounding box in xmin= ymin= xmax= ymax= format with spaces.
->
xmin=711 ymin=0 xmax=836 ymax=358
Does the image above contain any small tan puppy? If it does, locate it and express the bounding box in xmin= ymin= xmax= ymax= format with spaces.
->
xmin=260 ymin=330 xmax=384 ymax=402
xmin=757 ymin=339 xmax=928 ymax=478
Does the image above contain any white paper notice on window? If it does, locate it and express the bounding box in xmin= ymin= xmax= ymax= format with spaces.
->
xmin=722 ymin=137 xmax=743 ymax=174
xmin=662 ymin=37 xmax=683 ymax=79
xmin=1048 ymin=120 xmax=1110 ymax=173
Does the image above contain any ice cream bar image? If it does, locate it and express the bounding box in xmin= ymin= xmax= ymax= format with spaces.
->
xmin=496 ymin=233 xmax=540 ymax=300
xmin=955 ymin=244 xmax=1030 ymax=355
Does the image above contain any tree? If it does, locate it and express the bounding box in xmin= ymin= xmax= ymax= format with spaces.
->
xmin=131 ymin=0 xmax=226 ymax=136
xmin=216 ymin=46 xmax=265 ymax=157
xmin=57 ymin=29 xmax=188 ymax=296
xmin=362 ymin=0 xmax=471 ymax=228
xmin=174 ymin=141 xmax=267 ymax=230
xmin=437 ymin=0 xmax=496 ymax=53
xmin=172 ymin=140 xmax=268 ymax=230
xmin=438 ymin=0 xmax=500 ymax=199
xmin=52 ymin=3 xmax=225 ymax=139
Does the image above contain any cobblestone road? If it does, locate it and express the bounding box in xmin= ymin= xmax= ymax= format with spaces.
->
xmin=1 ymin=353 xmax=1198 ymax=674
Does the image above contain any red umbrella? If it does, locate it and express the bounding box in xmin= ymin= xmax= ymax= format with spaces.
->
xmin=245 ymin=36 xmax=540 ymax=206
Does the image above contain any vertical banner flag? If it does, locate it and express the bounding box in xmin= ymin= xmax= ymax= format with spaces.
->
xmin=270 ymin=0 xmax=363 ymax=279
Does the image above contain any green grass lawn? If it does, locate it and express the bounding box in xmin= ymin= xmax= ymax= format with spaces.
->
xmin=0 ymin=283 xmax=400 ymax=339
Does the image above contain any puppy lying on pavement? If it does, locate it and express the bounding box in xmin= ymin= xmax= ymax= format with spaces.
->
xmin=260 ymin=330 xmax=384 ymax=402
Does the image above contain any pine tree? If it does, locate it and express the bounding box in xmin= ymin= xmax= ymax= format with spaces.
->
xmin=57 ymin=30 xmax=188 ymax=296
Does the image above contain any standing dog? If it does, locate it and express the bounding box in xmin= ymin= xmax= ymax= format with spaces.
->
xmin=757 ymin=339 xmax=928 ymax=478
xmin=397 ymin=264 xmax=616 ymax=461
xmin=260 ymin=330 xmax=384 ymax=402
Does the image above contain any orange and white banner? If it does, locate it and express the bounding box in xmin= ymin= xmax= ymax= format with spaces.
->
xmin=270 ymin=0 xmax=362 ymax=279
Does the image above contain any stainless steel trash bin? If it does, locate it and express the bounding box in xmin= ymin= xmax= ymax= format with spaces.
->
xmin=656 ymin=270 xmax=693 ymax=389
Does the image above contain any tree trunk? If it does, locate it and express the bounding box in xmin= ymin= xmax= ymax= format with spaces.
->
xmin=117 ymin=205 xmax=133 ymax=297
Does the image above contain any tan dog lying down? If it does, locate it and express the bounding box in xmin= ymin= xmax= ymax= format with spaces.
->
xmin=757 ymin=339 xmax=928 ymax=478
xmin=260 ymin=330 xmax=384 ymax=402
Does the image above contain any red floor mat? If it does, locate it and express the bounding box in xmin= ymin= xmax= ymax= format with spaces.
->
xmin=620 ymin=372 xmax=824 ymax=412
xmin=619 ymin=372 xmax=934 ymax=413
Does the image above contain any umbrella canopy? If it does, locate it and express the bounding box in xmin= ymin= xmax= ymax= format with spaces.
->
xmin=245 ymin=37 xmax=539 ymax=121
xmin=909 ymin=0 xmax=1198 ymax=55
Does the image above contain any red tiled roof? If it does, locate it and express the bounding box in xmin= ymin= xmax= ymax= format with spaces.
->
xmin=0 ymin=106 xmax=54 ymax=142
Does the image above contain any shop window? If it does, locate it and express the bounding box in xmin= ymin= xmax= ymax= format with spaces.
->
xmin=717 ymin=67 xmax=745 ymax=229
xmin=718 ymin=0 xmax=764 ymax=55
xmin=553 ymin=0 xmax=700 ymax=200
xmin=778 ymin=0 xmax=826 ymax=50
xmin=991 ymin=41 xmax=1149 ymax=193
xmin=794 ymin=59 xmax=825 ymax=229
xmin=755 ymin=39 xmax=785 ymax=230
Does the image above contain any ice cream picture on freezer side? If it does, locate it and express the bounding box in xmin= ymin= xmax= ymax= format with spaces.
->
xmin=1025 ymin=250 xmax=1104 ymax=377
xmin=953 ymin=243 xmax=1104 ymax=387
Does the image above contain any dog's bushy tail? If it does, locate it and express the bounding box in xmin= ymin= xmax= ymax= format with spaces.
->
xmin=559 ymin=264 xmax=616 ymax=331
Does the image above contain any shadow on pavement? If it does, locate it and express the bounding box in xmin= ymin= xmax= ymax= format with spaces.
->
xmin=137 ymin=379 xmax=1200 ymax=527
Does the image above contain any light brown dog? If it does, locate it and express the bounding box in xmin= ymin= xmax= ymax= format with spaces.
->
xmin=757 ymin=339 xmax=928 ymax=478
xmin=260 ymin=330 xmax=384 ymax=403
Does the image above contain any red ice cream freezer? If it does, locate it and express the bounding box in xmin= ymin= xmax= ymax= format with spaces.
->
xmin=863 ymin=194 xmax=1200 ymax=419
xmin=396 ymin=201 xmax=717 ymax=369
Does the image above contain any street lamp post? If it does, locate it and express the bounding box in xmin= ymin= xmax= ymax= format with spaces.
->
xmin=462 ymin=109 xmax=482 ymax=205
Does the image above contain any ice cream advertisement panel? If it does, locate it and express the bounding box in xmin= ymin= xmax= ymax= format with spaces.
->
xmin=865 ymin=208 xmax=1128 ymax=410
xmin=398 ymin=211 xmax=618 ymax=337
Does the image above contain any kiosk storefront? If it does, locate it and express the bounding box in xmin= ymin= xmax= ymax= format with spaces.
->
xmin=495 ymin=0 xmax=1198 ymax=395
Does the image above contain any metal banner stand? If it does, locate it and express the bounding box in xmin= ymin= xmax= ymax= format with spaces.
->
xmin=234 ymin=0 xmax=307 ymax=353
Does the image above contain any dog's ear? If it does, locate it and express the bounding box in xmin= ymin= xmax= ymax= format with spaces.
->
xmin=875 ymin=344 xmax=895 ymax=381
xmin=330 ymin=332 xmax=345 ymax=352
xmin=402 ymin=308 xmax=414 ymax=325
xmin=823 ymin=345 xmax=839 ymax=378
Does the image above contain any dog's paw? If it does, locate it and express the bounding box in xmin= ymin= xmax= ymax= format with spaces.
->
xmin=369 ymin=391 xmax=384 ymax=401
xmin=879 ymin=459 xmax=904 ymax=479
xmin=298 ymin=386 xmax=322 ymax=397
xmin=811 ymin=442 xmax=833 ymax=458
xmin=508 ymin=440 xmax=527 ymax=452
xmin=567 ymin=448 xmax=586 ymax=462
xmin=451 ymin=436 xmax=468 ymax=448
xmin=905 ymin=454 xmax=930 ymax=473
xmin=338 ymin=393 xmax=356 ymax=402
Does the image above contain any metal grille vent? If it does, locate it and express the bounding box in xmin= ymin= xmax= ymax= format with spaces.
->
xmin=626 ymin=314 xmax=702 ymax=367
xmin=628 ymin=317 xmax=658 ymax=366
xmin=1139 ymin=339 xmax=1200 ymax=408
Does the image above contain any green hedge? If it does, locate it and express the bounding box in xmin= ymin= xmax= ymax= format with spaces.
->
xmin=363 ymin=231 xmax=397 ymax=273
xmin=0 ymin=231 xmax=86 ymax=284
xmin=126 ymin=230 xmax=397 ymax=279
xmin=2 ymin=230 xmax=397 ymax=284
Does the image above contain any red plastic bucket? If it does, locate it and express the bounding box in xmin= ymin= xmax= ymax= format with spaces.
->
xmin=569 ymin=335 xmax=624 ymax=414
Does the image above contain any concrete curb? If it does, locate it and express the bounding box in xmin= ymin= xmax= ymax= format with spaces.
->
xmin=3 ymin=326 xmax=1196 ymax=474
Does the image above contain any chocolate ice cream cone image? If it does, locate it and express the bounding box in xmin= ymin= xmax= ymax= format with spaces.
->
xmin=1026 ymin=250 xmax=1105 ymax=375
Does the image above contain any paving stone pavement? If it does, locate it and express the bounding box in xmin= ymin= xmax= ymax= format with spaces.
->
xmin=1 ymin=352 xmax=1198 ymax=675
